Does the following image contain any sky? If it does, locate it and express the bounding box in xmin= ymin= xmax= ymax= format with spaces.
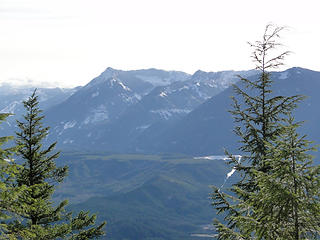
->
xmin=1 ymin=0 xmax=319 ymax=88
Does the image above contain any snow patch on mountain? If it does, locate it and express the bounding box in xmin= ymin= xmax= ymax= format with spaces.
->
xmin=207 ymin=82 xmax=217 ymax=88
xmin=109 ymin=78 xmax=118 ymax=87
xmin=279 ymin=71 xmax=289 ymax=79
xmin=108 ymin=77 xmax=132 ymax=92
xmin=64 ymin=121 xmax=77 ymax=130
xmin=118 ymin=81 xmax=131 ymax=91
xmin=83 ymin=105 xmax=109 ymax=124
xmin=0 ymin=101 xmax=20 ymax=113
xmin=159 ymin=91 xmax=167 ymax=97
xmin=150 ymin=109 xmax=191 ymax=120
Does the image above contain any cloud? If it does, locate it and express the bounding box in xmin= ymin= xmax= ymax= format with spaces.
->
xmin=0 ymin=1 xmax=71 ymax=21
xmin=0 ymin=78 xmax=61 ymax=89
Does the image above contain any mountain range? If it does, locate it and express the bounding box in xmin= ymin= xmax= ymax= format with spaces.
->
xmin=0 ymin=86 xmax=76 ymax=136
xmin=147 ymin=67 xmax=320 ymax=157
xmin=2 ymin=66 xmax=320 ymax=239
xmin=1 ymin=67 xmax=319 ymax=159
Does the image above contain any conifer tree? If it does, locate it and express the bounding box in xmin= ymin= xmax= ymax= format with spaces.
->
xmin=211 ymin=25 xmax=320 ymax=239
xmin=0 ymin=113 xmax=22 ymax=238
xmin=5 ymin=91 xmax=105 ymax=239
xmin=213 ymin=117 xmax=320 ymax=239
xmin=230 ymin=25 xmax=304 ymax=182
xmin=250 ymin=116 xmax=320 ymax=239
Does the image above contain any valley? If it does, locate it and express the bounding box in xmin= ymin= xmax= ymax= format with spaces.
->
xmin=1 ymin=66 xmax=320 ymax=239
xmin=55 ymin=153 xmax=236 ymax=240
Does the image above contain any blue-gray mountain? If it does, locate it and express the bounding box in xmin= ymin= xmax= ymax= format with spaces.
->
xmin=2 ymin=67 xmax=320 ymax=239
xmin=0 ymin=85 xmax=77 ymax=136
xmin=2 ymin=67 xmax=319 ymax=158
xmin=147 ymin=67 xmax=320 ymax=159
xmin=44 ymin=68 xmax=191 ymax=147
xmin=41 ymin=67 xmax=255 ymax=150
xmin=90 ymin=69 xmax=256 ymax=152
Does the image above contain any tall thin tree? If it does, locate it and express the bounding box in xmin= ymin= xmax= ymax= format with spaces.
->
xmin=230 ymin=25 xmax=303 ymax=174
xmin=211 ymin=25 xmax=319 ymax=239
xmin=5 ymin=91 xmax=105 ymax=239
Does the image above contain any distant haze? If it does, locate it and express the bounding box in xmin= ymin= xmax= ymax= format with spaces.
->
xmin=1 ymin=0 xmax=319 ymax=88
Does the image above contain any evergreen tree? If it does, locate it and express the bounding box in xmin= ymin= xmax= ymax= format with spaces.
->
xmin=211 ymin=25 xmax=320 ymax=239
xmin=230 ymin=24 xmax=303 ymax=181
xmin=0 ymin=114 xmax=22 ymax=238
xmin=5 ymin=91 xmax=105 ymax=239
xmin=212 ymin=117 xmax=320 ymax=239
xmin=250 ymin=116 xmax=320 ymax=239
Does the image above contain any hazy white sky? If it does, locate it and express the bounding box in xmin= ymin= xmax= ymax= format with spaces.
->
xmin=1 ymin=0 xmax=319 ymax=87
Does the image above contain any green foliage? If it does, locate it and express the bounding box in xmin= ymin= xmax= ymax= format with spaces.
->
xmin=211 ymin=25 xmax=320 ymax=239
xmin=57 ymin=153 xmax=231 ymax=239
xmin=230 ymin=24 xmax=304 ymax=175
xmin=0 ymin=113 xmax=23 ymax=238
xmin=251 ymin=117 xmax=320 ymax=239
xmin=212 ymin=118 xmax=320 ymax=239
xmin=3 ymin=91 xmax=105 ymax=239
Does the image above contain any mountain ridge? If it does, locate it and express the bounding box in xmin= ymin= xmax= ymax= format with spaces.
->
xmin=2 ymin=67 xmax=319 ymax=158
